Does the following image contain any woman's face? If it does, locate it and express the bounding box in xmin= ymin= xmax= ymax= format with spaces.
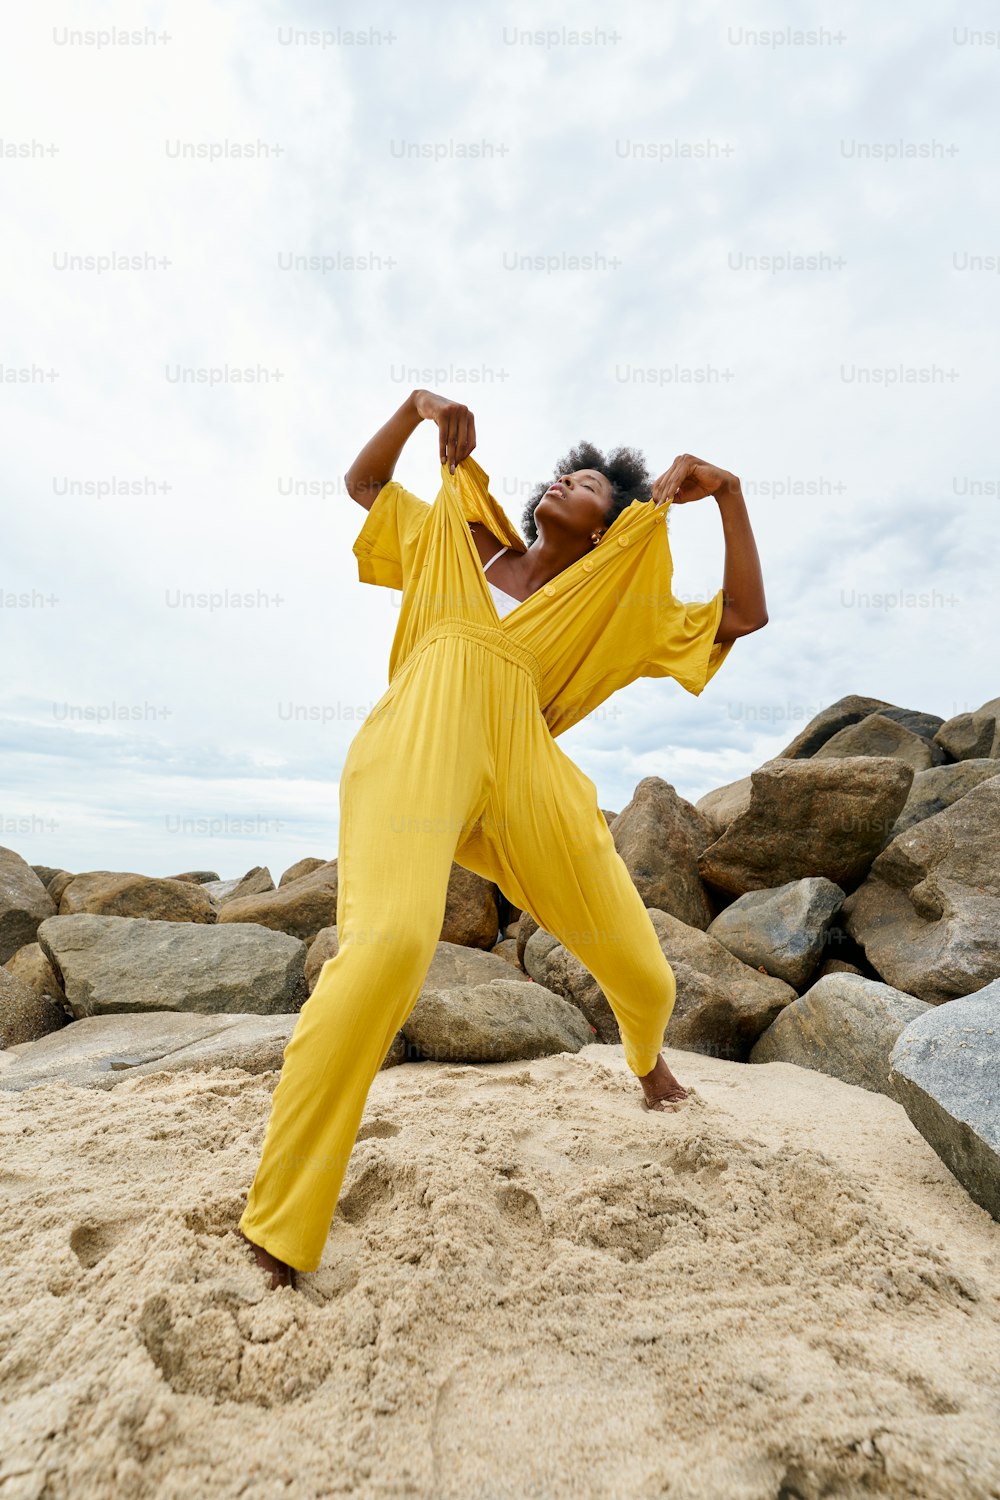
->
xmin=535 ymin=468 xmax=613 ymax=541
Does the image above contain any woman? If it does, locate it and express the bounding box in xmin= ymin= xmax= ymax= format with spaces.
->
xmin=237 ymin=388 xmax=768 ymax=1290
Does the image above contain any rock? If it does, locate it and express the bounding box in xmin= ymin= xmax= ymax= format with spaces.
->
xmin=0 ymin=967 xmax=68 ymax=1049
xmin=812 ymin=713 xmax=946 ymax=771
xmin=0 ymin=1011 xmax=298 ymax=1091
xmin=609 ymin=777 xmax=718 ymax=928
xmin=58 ymin=872 xmax=216 ymax=924
xmin=503 ymin=919 xmax=520 ymax=941
xmin=202 ymin=867 xmax=275 ymax=907
xmin=523 ymin=909 xmax=796 ymax=1062
xmin=440 ymin=865 xmax=500 ymax=949
xmin=934 ymin=696 xmax=1000 ymax=762
xmin=36 ymin=915 xmax=307 ymax=1017
xmin=517 ymin=911 xmax=539 ymax=968
xmin=891 ymin=762 xmax=1000 ymax=839
xmin=776 ymin=694 xmax=897 ymax=758
xmin=47 ymin=871 xmax=76 ymax=907
xmin=490 ymin=938 xmax=522 ymax=968
xmin=168 ymin=870 xmax=220 ymax=884
xmin=749 ymin=973 xmax=931 ymax=1100
xmin=304 ymin=930 xmax=532 ymax=997
xmin=815 ymin=959 xmax=865 ymax=980
xmin=706 ymin=878 xmax=846 ymax=988
xmin=0 ymin=846 xmax=57 ymax=965
xmin=698 ymin=757 xmax=914 ymax=897
xmin=218 ymin=861 xmax=338 ymax=944
xmin=402 ymin=976 xmax=593 ymax=1063
xmin=3 ymin=941 xmax=67 ymax=1010
xmin=522 ymin=926 xmax=620 ymax=1042
xmin=889 ymin=985 xmax=1000 ymax=1221
xmin=695 ymin=777 xmax=753 ymax=838
xmin=841 ymin=777 xmax=1000 ymax=1003
xmin=305 ymin=926 xmax=340 ymax=991
xmin=279 ymin=857 xmax=329 ymax=887
xmin=30 ymin=865 xmax=65 ymax=887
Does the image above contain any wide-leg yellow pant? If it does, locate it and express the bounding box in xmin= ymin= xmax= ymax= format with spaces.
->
xmin=238 ymin=621 xmax=678 ymax=1272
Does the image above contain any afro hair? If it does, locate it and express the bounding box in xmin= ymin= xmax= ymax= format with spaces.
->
xmin=519 ymin=440 xmax=660 ymax=545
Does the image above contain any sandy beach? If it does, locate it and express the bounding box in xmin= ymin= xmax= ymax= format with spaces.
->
xmin=1 ymin=1043 xmax=998 ymax=1500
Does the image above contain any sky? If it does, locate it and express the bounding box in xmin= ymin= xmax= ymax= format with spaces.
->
xmin=2 ymin=0 xmax=997 ymax=883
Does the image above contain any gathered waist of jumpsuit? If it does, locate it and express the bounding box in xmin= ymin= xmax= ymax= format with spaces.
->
xmin=392 ymin=617 xmax=543 ymax=699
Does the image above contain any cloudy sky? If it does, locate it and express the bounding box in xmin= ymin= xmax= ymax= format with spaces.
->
xmin=2 ymin=0 xmax=997 ymax=884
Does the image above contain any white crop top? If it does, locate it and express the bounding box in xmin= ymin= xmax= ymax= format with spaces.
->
xmin=482 ymin=543 xmax=523 ymax=617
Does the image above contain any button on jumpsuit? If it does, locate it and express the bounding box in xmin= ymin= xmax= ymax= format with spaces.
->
xmin=239 ymin=456 xmax=733 ymax=1272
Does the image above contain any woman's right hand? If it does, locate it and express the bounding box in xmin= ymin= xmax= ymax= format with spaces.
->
xmin=412 ymin=389 xmax=477 ymax=473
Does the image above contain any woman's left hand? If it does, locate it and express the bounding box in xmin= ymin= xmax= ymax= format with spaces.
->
xmin=651 ymin=454 xmax=739 ymax=506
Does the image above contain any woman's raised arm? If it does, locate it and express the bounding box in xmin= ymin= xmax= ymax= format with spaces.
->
xmin=344 ymin=391 xmax=425 ymax=512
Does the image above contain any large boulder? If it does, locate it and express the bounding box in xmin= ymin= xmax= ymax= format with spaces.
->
xmin=439 ymin=865 xmax=500 ymax=948
xmin=706 ymin=878 xmax=845 ymax=988
xmin=841 ymin=777 xmax=1000 ymax=1003
xmin=218 ymin=861 xmax=339 ymax=944
xmin=749 ymin=973 xmax=931 ymax=1100
xmin=523 ymin=908 xmax=796 ymax=1062
xmin=279 ymin=857 xmax=329 ymax=887
xmin=401 ymin=976 xmax=593 ymax=1063
xmin=0 ymin=846 xmax=57 ymax=964
xmin=775 ymin=695 xmax=898 ymax=758
xmin=36 ymin=915 xmax=307 ymax=1017
xmin=934 ymin=696 xmax=1000 ymax=762
xmin=609 ymin=777 xmax=718 ymax=929
xmin=0 ymin=1011 xmax=298 ymax=1091
xmin=812 ymin=713 xmax=946 ymax=771
xmin=58 ymin=872 xmax=216 ymax=924
xmin=304 ymin=929 xmax=532 ymax=997
xmin=0 ymin=967 xmax=68 ymax=1049
xmin=889 ymin=985 xmax=1000 ymax=1221
xmin=697 ymin=756 xmax=914 ymax=897
xmin=890 ymin=763 xmax=1000 ymax=840
xmin=694 ymin=777 xmax=753 ymax=838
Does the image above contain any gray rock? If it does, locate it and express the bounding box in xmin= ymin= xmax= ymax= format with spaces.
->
xmin=36 ymin=914 xmax=307 ymax=1017
xmin=609 ymin=777 xmax=718 ymax=929
xmin=841 ymin=777 xmax=1000 ymax=1003
xmin=0 ymin=1011 xmax=298 ymax=1091
xmin=889 ymin=985 xmax=1000 ymax=1220
xmin=891 ymin=762 xmax=1000 ymax=839
xmin=706 ymin=878 xmax=846 ymax=988
xmin=812 ymin=713 xmax=946 ymax=771
xmin=0 ymin=846 xmax=57 ymax=965
xmin=749 ymin=973 xmax=931 ymax=1100
xmin=303 ymin=929 xmax=532 ymax=997
xmin=698 ymin=757 xmax=914 ymax=897
xmin=934 ymin=696 xmax=1000 ymax=762
xmin=402 ymin=976 xmax=593 ymax=1063
xmin=0 ymin=966 xmax=68 ymax=1049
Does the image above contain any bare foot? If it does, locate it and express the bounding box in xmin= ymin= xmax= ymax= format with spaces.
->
xmin=637 ymin=1054 xmax=690 ymax=1112
xmin=236 ymin=1229 xmax=299 ymax=1291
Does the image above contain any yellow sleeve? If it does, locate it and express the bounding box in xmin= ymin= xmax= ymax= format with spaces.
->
xmin=352 ymin=479 xmax=432 ymax=591
xmin=643 ymin=584 xmax=734 ymax=695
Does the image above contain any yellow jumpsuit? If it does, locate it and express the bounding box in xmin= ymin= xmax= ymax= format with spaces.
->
xmin=239 ymin=456 xmax=733 ymax=1272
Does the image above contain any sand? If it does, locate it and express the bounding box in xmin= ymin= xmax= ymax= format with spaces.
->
xmin=1 ymin=1044 xmax=999 ymax=1500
